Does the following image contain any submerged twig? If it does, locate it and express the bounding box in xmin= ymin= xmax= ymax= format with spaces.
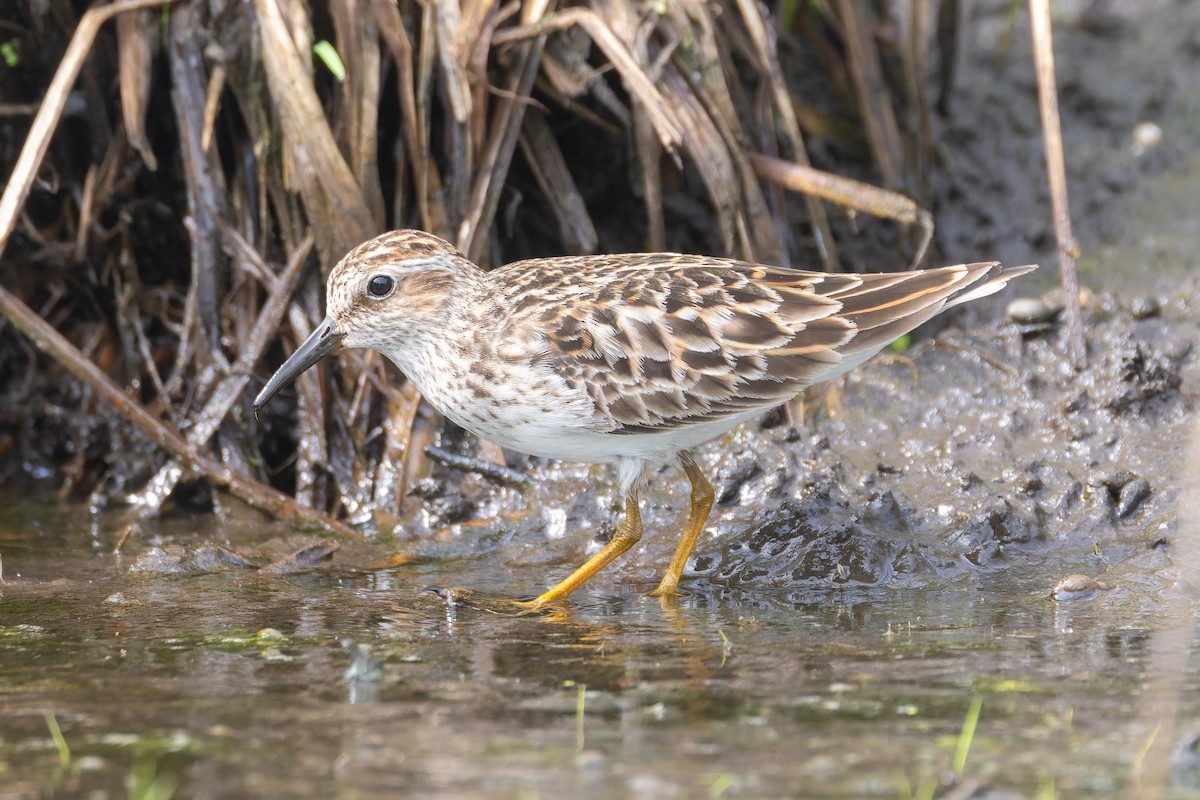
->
xmin=424 ymin=445 xmax=531 ymax=489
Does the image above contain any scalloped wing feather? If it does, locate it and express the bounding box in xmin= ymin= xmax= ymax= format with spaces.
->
xmin=497 ymin=255 xmax=1028 ymax=434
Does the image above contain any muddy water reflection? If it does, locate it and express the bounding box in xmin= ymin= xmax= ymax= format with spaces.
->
xmin=0 ymin=497 xmax=1187 ymax=799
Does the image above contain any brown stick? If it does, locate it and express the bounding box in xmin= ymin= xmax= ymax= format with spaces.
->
xmin=1029 ymin=0 xmax=1086 ymax=367
xmin=749 ymin=153 xmax=934 ymax=267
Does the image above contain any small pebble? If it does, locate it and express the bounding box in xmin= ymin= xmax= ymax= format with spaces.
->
xmin=1116 ymin=478 xmax=1152 ymax=518
xmin=1088 ymin=470 xmax=1137 ymax=490
xmin=1130 ymin=296 xmax=1161 ymax=319
xmin=1038 ymin=286 xmax=1095 ymax=312
xmin=1006 ymin=297 xmax=1058 ymax=324
xmin=576 ymin=749 xmax=606 ymax=772
xmin=1052 ymin=573 xmax=1112 ymax=602
xmin=1130 ymin=121 xmax=1163 ymax=157
xmin=1018 ymin=473 xmax=1044 ymax=493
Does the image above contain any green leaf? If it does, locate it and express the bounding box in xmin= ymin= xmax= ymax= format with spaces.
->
xmin=889 ymin=333 xmax=912 ymax=354
xmin=313 ymin=40 xmax=346 ymax=81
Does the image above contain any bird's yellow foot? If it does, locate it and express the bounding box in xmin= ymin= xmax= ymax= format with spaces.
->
xmin=647 ymin=581 xmax=678 ymax=599
xmin=649 ymin=588 xmax=681 ymax=611
xmin=427 ymin=586 xmax=563 ymax=616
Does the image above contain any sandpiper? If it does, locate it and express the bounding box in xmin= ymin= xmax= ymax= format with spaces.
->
xmin=253 ymin=230 xmax=1035 ymax=610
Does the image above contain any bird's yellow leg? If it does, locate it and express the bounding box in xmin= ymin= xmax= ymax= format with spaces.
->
xmin=514 ymin=491 xmax=643 ymax=612
xmin=649 ymin=451 xmax=714 ymax=598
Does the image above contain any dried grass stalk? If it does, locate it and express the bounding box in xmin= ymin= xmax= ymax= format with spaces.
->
xmin=117 ymin=9 xmax=158 ymax=170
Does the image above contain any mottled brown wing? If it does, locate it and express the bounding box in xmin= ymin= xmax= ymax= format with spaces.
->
xmin=498 ymin=255 xmax=1008 ymax=434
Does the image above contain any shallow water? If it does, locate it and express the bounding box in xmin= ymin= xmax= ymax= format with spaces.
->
xmin=1 ymin=494 xmax=1196 ymax=800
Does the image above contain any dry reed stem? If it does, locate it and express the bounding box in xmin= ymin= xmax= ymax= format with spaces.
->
xmin=432 ymin=0 xmax=473 ymax=125
xmin=661 ymin=68 xmax=741 ymax=255
xmin=1028 ymin=0 xmax=1086 ymax=368
xmin=831 ymin=0 xmax=902 ymax=189
xmin=170 ymin=6 xmax=228 ymax=358
xmin=334 ymin=0 xmax=386 ymax=231
xmin=288 ymin=303 xmax=328 ymax=508
xmin=899 ymin=0 xmax=934 ymax=204
xmin=117 ymin=9 xmax=158 ymax=170
xmin=749 ymin=153 xmax=934 ymax=268
xmin=735 ymin=0 xmax=839 ymax=271
xmin=461 ymin=37 xmax=544 ymax=263
xmin=370 ymin=0 xmax=428 ymax=229
xmin=371 ymin=377 xmax=424 ymax=524
xmin=255 ymin=0 xmax=375 ymax=259
xmin=491 ymin=8 xmax=684 ymax=154
xmin=518 ymin=111 xmax=598 ymax=253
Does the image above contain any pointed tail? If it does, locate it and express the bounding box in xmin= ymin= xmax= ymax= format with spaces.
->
xmin=944 ymin=263 xmax=1039 ymax=310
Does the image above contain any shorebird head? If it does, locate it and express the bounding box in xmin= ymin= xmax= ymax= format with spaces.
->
xmin=253 ymin=230 xmax=474 ymax=415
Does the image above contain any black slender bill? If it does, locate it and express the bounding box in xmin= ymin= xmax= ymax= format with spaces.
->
xmin=252 ymin=316 xmax=346 ymax=417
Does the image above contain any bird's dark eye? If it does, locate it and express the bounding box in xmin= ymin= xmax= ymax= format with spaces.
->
xmin=367 ymin=275 xmax=394 ymax=298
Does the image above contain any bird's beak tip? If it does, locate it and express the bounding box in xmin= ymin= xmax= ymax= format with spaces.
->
xmin=252 ymin=317 xmax=344 ymax=414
